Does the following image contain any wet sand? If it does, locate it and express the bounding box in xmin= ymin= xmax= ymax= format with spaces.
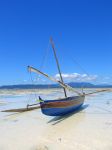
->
xmin=0 ymin=89 xmax=112 ymax=150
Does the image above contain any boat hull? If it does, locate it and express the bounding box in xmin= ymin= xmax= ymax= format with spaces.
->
xmin=40 ymin=95 xmax=85 ymax=116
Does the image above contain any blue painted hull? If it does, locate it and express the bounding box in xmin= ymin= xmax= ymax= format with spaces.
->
xmin=40 ymin=95 xmax=85 ymax=116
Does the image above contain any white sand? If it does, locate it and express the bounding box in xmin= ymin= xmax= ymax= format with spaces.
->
xmin=0 ymin=89 xmax=112 ymax=150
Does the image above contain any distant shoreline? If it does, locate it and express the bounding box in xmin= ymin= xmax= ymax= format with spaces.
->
xmin=0 ymin=82 xmax=112 ymax=89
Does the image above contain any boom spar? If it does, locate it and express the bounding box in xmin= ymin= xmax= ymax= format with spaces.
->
xmin=27 ymin=66 xmax=82 ymax=96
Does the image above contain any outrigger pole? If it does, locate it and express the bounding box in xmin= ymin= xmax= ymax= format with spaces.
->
xmin=85 ymin=89 xmax=110 ymax=96
xmin=50 ymin=37 xmax=67 ymax=97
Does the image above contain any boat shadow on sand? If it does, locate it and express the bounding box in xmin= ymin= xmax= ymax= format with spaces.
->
xmin=47 ymin=104 xmax=89 ymax=125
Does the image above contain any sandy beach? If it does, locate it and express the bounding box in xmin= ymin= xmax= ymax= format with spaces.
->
xmin=0 ymin=88 xmax=112 ymax=150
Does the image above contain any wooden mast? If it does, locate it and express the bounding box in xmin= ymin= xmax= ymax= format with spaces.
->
xmin=50 ymin=37 xmax=67 ymax=97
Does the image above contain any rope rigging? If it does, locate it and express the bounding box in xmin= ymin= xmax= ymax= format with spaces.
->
xmin=27 ymin=40 xmax=51 ymax=105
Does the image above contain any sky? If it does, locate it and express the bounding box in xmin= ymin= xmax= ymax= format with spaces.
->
xmin=0 ymin=0 xmax=112 ymax=85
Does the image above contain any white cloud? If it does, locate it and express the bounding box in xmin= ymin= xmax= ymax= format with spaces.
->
xmin=104 ymin=77 xmax=110 ymax=80
xmin=55 ymin=73 xmax=98 ymax=82
xmin=23 ymin=79 xmax=27 ymax=82
xmin=96 ymin=76 xmax=112 ymax=84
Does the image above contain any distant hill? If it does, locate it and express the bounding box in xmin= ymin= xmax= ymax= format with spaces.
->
xmin=68 ymin=82 xmax=94 ymax=88
xmin=69 ymin=82 xmax=112 ymax=88
xmin=0 ymin=82 xmax=112 ymax=89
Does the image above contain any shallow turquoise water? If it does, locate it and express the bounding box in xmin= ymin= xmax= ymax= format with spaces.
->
xmin=0 ymin=88 xmax=112 ymax=117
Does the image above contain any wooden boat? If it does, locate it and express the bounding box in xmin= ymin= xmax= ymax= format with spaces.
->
xmin=39 ymin=95 xmax=85 ymax=116
xmin=27 ymin=37 xmax=85 ymax=116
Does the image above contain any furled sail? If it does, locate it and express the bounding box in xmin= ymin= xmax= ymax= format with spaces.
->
xmin=27 ymin=66 xmax=82 ymax=96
